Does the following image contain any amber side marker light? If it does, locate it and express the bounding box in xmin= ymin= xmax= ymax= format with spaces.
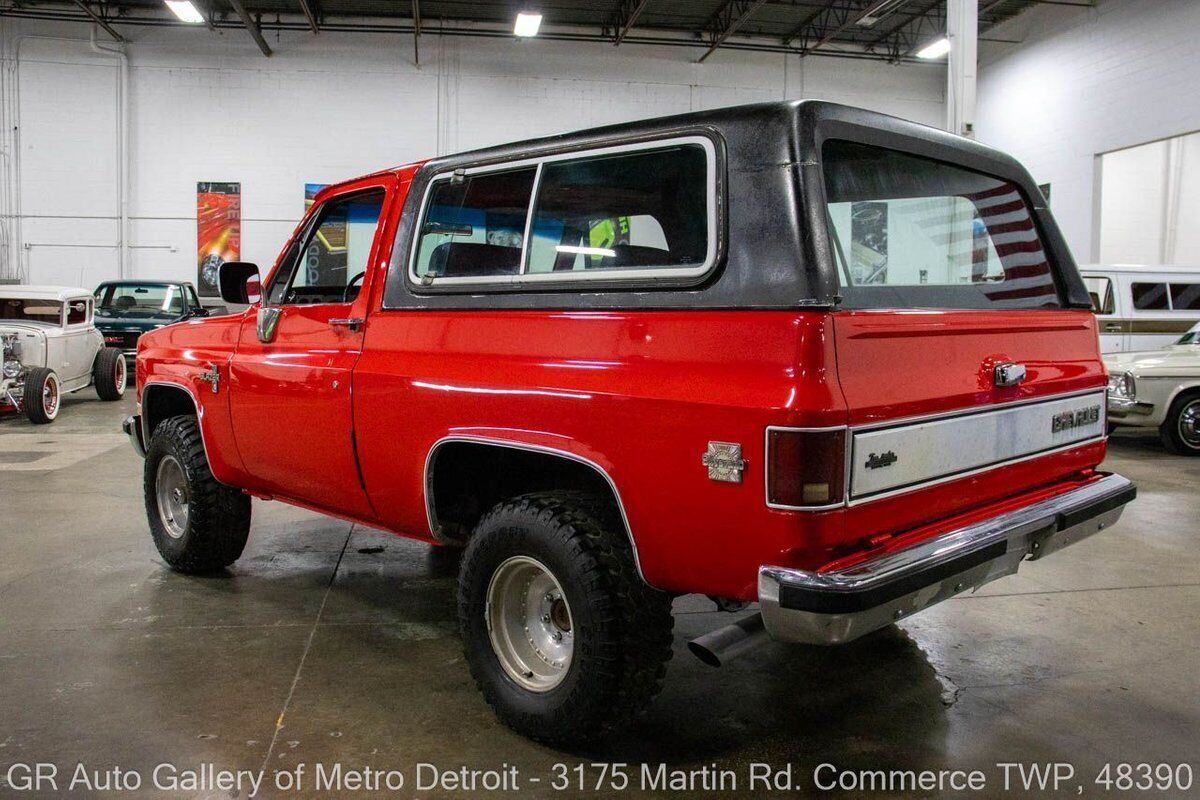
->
xmin=767 ymin=428 xmax=847 ymax=508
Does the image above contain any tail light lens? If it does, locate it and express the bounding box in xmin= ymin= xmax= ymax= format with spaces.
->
xmin=767 ymin=428 xmax=847 ymax=508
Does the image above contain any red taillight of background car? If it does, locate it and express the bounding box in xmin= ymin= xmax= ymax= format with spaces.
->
xmin=766 ymin=427 xmax=847 ymax=508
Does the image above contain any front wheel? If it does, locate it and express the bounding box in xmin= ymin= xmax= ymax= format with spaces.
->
xmin=144 ymin=416 xmax=251 ymax=572
xmin=1160 ymin=392 xmax=1200 ymax=456
xmin=23 ymin=367 xmax=60 ymax=424
xmin=458 ymin=492 xmax=674 ymax=745
xmin=93 ymin=347 xmax=126 ymax=400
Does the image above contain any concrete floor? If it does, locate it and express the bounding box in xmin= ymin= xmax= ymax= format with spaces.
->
xmin=1 ymin=393 xmax=1198 ymax=799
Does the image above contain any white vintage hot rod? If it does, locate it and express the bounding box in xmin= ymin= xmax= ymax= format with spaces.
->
xmin=0 ymin=285 xmax=126 ymax=424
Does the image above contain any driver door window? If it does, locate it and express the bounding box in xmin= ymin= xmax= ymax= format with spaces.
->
xmin=269 ymin=188 xmax=386 ymax=304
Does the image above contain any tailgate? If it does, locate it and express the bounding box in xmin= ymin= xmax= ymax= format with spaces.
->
xmin=833 ymin=309 xmax=1106 ymax=528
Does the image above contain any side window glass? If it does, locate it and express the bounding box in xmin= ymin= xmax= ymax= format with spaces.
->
xmin=1169 ymin=283 xmax=1200 ymax=311
xmin=1131 ymin=282 xmax=1169 ymax=310
xmin=413 ymin=168 xmax=536 ymax=280
xmin=525 ymin=146 xmax=708 ymax=274
xmin=271 ymin=188 xmax=385 ymax=304
xmin=67 ymin=300 xmax=88 ymax=325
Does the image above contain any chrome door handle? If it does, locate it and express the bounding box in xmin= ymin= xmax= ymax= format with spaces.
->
xmin=329 ymin=317 xmax=364 ymax=331
xmin=1103 ymin=323 xmax=1123 ymax=332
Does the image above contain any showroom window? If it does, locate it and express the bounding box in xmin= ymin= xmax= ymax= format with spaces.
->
xmin=409 ymin=137 xmax=716 ymax=287
xmin=269 ymin=188 xmax=385 ymax=304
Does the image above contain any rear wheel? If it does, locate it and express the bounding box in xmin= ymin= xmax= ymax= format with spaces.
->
xmin=93 ymin=347 xmax=126 ymax=400
xmin=458 ymin=491 xmax=674 ymax=745
xmin=144 ymin=416 xmax=251 ymax=572
xmin=1160 ymin=392 xmax=1200 ymax=456
xmin=23 ymin=367 xmax=60 ymax=425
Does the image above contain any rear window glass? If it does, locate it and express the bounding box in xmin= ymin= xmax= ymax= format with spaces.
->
xmin=822 ymin=140 xmax=1061 ymax=309
xmin=1131 ymin=282 xmax=1169 ymax=310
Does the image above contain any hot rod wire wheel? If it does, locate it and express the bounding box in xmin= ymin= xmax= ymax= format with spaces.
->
xmin=155 ymin=455 xmax=189 ymax=539
xmin=486 ymin=555 xmax=574 ymax=692
xmin=93 ymin=347 xmax=126 ymax=400
xmin=23 ymin=367 xmax=59 ymax=424
xmin=458 ymin=491 xmax=674 ymax=745
xmin=144 ymin=416 xmax=251 ymax=572
xmin=1161 ymin=393 xmax=1200 ymax=455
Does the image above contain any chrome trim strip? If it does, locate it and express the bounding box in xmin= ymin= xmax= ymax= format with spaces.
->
xmin=758 ymin=473 xmax=1134 ymax=645
xmin=423 ymin=435 xmax=653 ymax=587
xmin=849 ymin=390 xmax=1107 ymax=500
xmin=765 ymin=387 xmax=1112 ymax=512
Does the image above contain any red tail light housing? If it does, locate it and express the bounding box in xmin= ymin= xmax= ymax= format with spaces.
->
xmin=766 ymin=427 xmax=847 ymax=509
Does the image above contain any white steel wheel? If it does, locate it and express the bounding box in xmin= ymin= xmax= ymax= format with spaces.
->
xmin=485 ymin=555 xmax=574 ymax=692
xmin=155 ymin=454 xmax=190 ymax=539
xmin=114 ymin=356 xmax=127 ymax=396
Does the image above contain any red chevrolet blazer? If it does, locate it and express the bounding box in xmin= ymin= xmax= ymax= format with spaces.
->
xmin=124 ymin=101 xmax=1135 ymax=745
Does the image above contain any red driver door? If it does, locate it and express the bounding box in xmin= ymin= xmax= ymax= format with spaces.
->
xmin=228 ymin=181 xmax=393 ymax=519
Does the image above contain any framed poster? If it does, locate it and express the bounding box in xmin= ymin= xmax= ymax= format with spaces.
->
xmin=196 ymin=181 xmax=241 ymax=297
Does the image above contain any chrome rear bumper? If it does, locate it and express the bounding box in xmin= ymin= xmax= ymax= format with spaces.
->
xmin=758 ymin=473 xmax=1136 ymax=645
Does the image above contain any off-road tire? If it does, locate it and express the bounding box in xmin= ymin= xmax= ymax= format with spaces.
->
xmin=23 ymin=367 xmax=59 ymax=424
xmin=1159 ymin=391 xmax=1200 ymax=456
xmin=458 ymin=491 xmax=674 ymax=745
xmin=144 ymin=416 xmax=251 ymax=572
xmin=93 ymin=347 xmax=126 ymax=400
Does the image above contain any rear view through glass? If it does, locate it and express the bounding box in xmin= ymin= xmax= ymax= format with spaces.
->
xmin=823 ymin=140 xmax=1061 ymax=309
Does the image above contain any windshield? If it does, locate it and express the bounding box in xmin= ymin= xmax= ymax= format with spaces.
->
xmin=95 ymin=284 xmax=184 ymax=318
xmin=1178 ymin=330 xmax=1200 ymax=345
xmin=0 ymin=298 xmax=62 ymax=324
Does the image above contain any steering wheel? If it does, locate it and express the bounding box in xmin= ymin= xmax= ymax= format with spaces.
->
xmin=343 ymin=271 xmax=366 ymax=303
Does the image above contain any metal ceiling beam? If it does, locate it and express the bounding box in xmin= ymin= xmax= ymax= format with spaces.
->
xmin=783 ymin=0 xmax=879 ymax=53
xmin=298 ymin=0 xmax=319 ymax=32
xmin=696 ymin=0 xmax=769 ymax=63
xmin=69 ymin=0 xmax=124 ymax=42
xmin=863 ymin=0 xmax=946 ymax=60
xmin=226 ymin=0 xmax=273 ymax=56
xmin=610 ymin=0 xmax=650 ymax=46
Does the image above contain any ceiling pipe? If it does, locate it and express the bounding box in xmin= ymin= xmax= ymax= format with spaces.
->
xmin=90 ymin=26 xmax=130 ymax=280
xmin=70 ymin=0 xmax=124 ymax=42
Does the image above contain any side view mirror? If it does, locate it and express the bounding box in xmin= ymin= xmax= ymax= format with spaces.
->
xmin=218 ymin=261 xmax=261 ymax=305
xmin=192 ymin=307 xmax=210 ymax=318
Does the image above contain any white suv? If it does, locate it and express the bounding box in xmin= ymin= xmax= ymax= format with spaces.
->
xmin=1 ymin=285 xmax=126 ymax=424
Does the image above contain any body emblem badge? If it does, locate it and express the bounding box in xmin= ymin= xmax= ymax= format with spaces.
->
xmin=865 ymin=450 xmax=898 ymax=470
xmin=702 ymin=442 xmax=747 ymax=483
xmin=1052 ymin=405 xmax=1101 ymax=433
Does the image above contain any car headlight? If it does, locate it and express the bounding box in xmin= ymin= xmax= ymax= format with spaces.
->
xmin=1107 ymin=371 xmax=1136 ymax=399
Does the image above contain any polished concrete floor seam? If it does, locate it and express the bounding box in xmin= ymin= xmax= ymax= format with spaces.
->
xmin=254 ymin=523 xmax=356 ymax=784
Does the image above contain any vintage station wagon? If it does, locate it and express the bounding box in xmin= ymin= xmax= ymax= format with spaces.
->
xmin=123 ymin=101 xmax=1135 ymax=744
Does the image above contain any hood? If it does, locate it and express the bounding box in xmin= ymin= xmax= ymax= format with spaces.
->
xmin=1105 ymin=346 xmax=1200 ymax=374
xmin=0 ymin=320 xmax=52 ymax=336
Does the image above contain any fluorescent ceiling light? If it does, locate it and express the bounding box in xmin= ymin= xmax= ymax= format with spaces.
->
xmin=856 ymin=0 xmax=908 ymax=28
xmin=164 ymin=0 xmax=205 ymax=23
xmin=555 ymin=245 xmax=615 ymax=257
xmin=514 ymin=12 xmax=542 ymax=37
xmin=916 ymin=36 xmax=951 ymax=59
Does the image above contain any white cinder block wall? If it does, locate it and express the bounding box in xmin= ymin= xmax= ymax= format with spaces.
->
xmin=975 ymin=0 xmax=1200 ymax=264
xmin=0 ymin=18 xmax=945 ymax=288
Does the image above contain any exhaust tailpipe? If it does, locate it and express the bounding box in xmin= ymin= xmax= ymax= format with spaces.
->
xmin=687 ymin=613 xmax=769 ymax=667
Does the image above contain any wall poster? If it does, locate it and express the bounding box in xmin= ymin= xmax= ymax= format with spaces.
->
xmin=196 ymin=181 xmax=241 ymax=297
